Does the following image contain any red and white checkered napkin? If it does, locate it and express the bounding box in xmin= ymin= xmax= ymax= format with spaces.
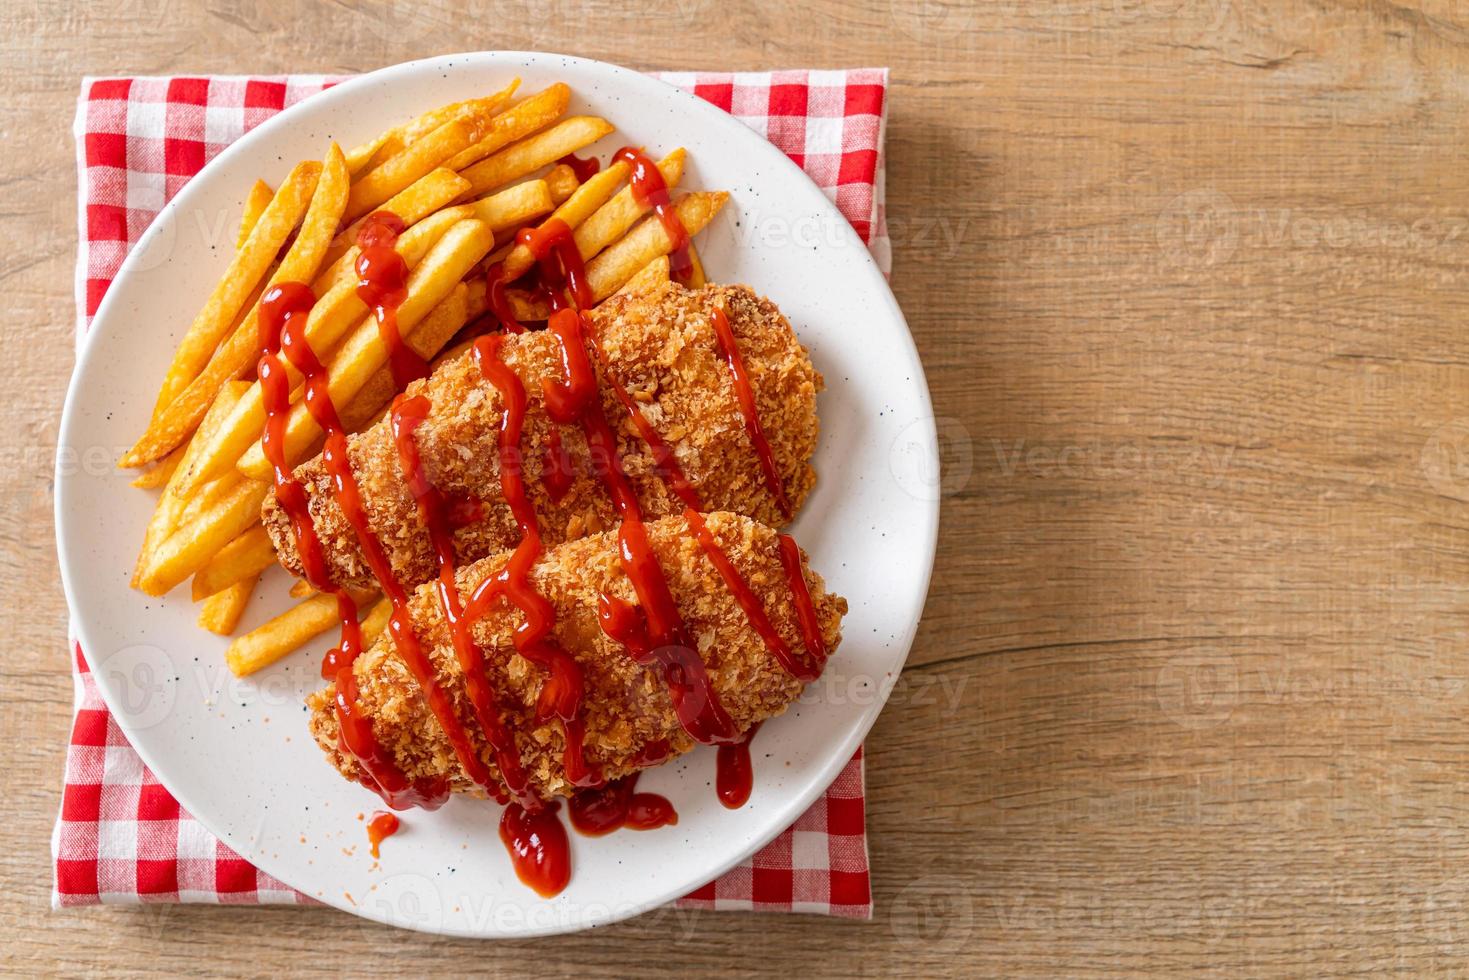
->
xmin=57 ymin=69 xmax=890 ymax=919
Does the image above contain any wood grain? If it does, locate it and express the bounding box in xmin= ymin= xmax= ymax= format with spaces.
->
xmin=8 ymin=0 xmax=1469 ymax=974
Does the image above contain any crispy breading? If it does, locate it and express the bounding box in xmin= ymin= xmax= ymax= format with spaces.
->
xmin=263 ymin=283 xmax=822 ymax=590
xmin=307 ymin=511 xmax=846 ymax=801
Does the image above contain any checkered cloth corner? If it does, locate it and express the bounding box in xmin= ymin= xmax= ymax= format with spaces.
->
xmin=59 ymin=67 xmax=889 ymax=919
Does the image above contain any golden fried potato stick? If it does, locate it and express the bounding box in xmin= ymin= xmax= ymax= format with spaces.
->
xmin=615 ymin=255 xmax=672 ymax=296
xmin=459 ymin=116 xmax=614 ymax=198
xmin=129 ymin=159 xmax=319 ymax=444
xmin=359 ymin=597 xmax=392 ymax=648
xmin=237 ymin=180 xmax=274 ymax=249
xmin=345 ymin=99 xmax=507 ymax=221
xmin=191 ymin=525 xmax=275 ymax=601
xmin=138 ymin=478 xmax=271 ymax=596
xmin=345 ymin=130 xmax=397 ymax=176
xmin=288 ymin=579 xmax=315 ymax=599
xmin=131 ymin=381 xmax=247 ymax=588
xmin=236 ymin=218 xmax=494 ymax=478
xmin=685 ymin=242 xmax=709 ymax=289
xmin=442 ymin=83 xmax=571 ymax=172
xmin=501 ymin=160 xmax=630 ymax=281
xmin=178 ymin=468 xmax=242 ymax=527
xmin=226 ymin=587 xmax=378 ymax=677
xmin=399 ymin=81 xmax=520 ymax=146
xmin=129 ymin=443 xmax=185 ymax=489
xmin=322 ymin=167 xmax=471 ymax=270
xmin=198 ymin=574 xmax=257 ymax=635
xmin=571 ymin=149 xmax=684 ymax=265
xmin=123 ymin=147 xmax=350 ymax=468
xmin=185 ymin=207 xmax=470 ymax=489
xmin=544 ymin=162 xmax=579 ymax=204
xmin=342 ymin=82 xmax=521 ymax=178
xmin=586 ymin=191 xmax=728 ymax=301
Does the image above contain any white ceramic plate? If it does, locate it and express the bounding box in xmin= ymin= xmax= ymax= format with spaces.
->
xmin=56 ymin=51 xmax=937 ymax=938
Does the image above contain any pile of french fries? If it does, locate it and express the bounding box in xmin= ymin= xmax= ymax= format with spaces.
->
xmin=121 ymin=79 xmax=728 ymax=678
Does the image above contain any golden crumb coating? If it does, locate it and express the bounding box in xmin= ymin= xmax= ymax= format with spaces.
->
xmin=264 ymin=283 xmax=823 ymax=590
xmin=307 ymin=511 xmax=846 ymax=801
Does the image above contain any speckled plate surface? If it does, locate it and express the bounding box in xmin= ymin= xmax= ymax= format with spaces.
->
xmin=55 ymin=51 xmax=937 ymax=937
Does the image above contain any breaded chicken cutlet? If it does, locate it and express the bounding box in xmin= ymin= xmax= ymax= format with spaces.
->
xmin=307 ymin=511 xmax=846 ymax=801
xmin=265 ymin=282 xmax=823 ymax=591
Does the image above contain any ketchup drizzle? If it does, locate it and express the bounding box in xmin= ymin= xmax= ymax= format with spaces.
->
xmin=557 ymin=151 xmax=601 ymax=183
xmin=716 ymin=723 xmax=759 ymax=809
xmin=568 ymin=772 xmax=677 ymax=836
xmin=257 ymin=280 xmax=449 ymax=811
xmin=484 ymin=261 xmax=524 ymax=335
xmin=499 ymin=800 xmax=571 ymax=898
xmin=391 ymin=395 xmax=536 ymax=806
xmin=460 ymin=335 xmax=595 ymax=791
xmin=611 ymin=147 xmax=693 ymax=283
xmin=778 ymin=534 xmax=828 ymax=671
xmin=708 ymin=306 xmax=790 ymax=519
xmin=540 ymin=310 xmax=738 ymax=746
xmin=355 ymin=211 xmax=428 ymax=390
xmin=515 ymin=218 xmax=591 ymax=312
xmin=683 ymin=509 xmax=819 ymax=683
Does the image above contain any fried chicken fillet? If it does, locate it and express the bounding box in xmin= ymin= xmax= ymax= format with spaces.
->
xmin=307 ymin=511 xmax=845 ymax=801
xmin=264 ymin=283 xmax=822 ymax=590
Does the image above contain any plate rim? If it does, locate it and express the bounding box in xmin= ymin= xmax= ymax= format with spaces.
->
xmin=54 ymin=49 xmax=939 ymax=937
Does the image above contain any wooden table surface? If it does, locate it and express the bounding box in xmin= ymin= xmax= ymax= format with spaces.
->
xmin=9 ymin=0 xmax=1469 ymax=974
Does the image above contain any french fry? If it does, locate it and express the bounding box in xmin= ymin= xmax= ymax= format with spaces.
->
xmin=131 ymin=381 xmax=247 ymax=588
xmin=237 ymin=180 xmax=274 ymax=248
xmin=460 ymin=116 xmax=615 ymax=198
xmin=359 ymin=597 xmax=392 ymax=648
xmin=178 ymin=470 xmax=242 ymax=526
xmin=685 ymin=242 xmax=708 ymax=289
xmin=198 ymin=574 xmax=257 ymax=635
xmin=545 ymin=163 xmax=579 ymax=204
xmin=571 ymin=150 xmax=684 ymax=267
xmin=236 ymin=218 xmax=494 ymax=478
xmin=137 ymin=479 xmax=271 ymax=596
xmin=289 ymin=579 xmax=315 ymax=599
xmin=468 ymin=178 xmax=553 ymax=231
xmin=130 ymin=443 xmax=185 ymax=489
xmin=124 ymin=147 xmax=350 ymax=468
xmin=323 ymin=167 xmax=471 ymax=270
xmin=399 ymin=82 xmax=519 ymax=146
xmin=501 ymin=160 xmax=630 ymax=281
xmin=586 ymin=191 xmax=728 ymax=301
xmin=186 ymin=207 xmax=470 ymax=489
xmin=226 ymin=588 xmax=377 ymax=677
xmin=314 ymin=201 xmax=468 ymax=294
xmin=340 ymin=284 xmax=470 ymax=428
xmin=191 ymin=525 xmax=275 ymax=601
xmin=345 ymin=129 xmax=396 ymax=176
xmin=346 ymin=100 xmax=505 ymax=221
xmin=443 ymin=83 xmax=571 ymax=172
xmin=126 ymin=159 xmax=320 ymax=449
xmin=615 ymin=255 xmax=672 ymax=297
